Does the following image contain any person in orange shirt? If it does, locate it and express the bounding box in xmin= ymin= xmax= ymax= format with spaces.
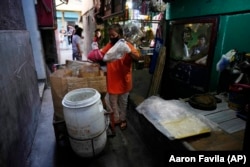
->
xmin=100 ymin=24 xmax=140 ymax=135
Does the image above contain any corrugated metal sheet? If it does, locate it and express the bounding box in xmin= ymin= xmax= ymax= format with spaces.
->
xmin=219 ymin=118 xmax=246 ymax=134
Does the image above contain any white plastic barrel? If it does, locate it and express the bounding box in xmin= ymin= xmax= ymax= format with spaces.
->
xmin=62 ymin=88 xmax=107 ymax=157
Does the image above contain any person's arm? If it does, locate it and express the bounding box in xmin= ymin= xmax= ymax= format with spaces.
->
xmin=126 ymin=42 xmax=140 ymax=60
xmin=100 ymin=43 xmax=113 ymax=55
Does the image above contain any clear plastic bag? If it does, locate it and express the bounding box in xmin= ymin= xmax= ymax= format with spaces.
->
xmin=136 ymin=96 xmax=216 ymax=140
xmin=123 ymin=22 xmax=144 ymax=44
xmin=103 ymin=39 xmax=131 ymax=62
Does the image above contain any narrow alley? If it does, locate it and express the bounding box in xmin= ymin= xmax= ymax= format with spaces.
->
xmin=1 ymin=1 xmax=249 ymax=167
xmin=26 ymin=47 xmax=158 ymax=167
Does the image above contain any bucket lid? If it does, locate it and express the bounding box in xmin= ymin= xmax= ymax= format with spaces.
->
xmin=62 ymin=88 xmax=101 ymax=108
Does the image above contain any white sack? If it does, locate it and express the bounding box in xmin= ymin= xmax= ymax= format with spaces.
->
xmin=103 ymin=39 xmax=131 ymax=62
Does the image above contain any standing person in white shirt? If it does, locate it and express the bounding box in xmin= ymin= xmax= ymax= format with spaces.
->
xmin=72 ymin=27 xmax=84 ymax=60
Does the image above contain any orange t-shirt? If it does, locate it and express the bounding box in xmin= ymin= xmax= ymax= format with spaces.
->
xmin=100 ymin=42 xmax=140 ymax=94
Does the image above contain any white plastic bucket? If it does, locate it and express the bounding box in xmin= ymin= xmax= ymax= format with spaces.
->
xmin=62 ymin=88 xmax=107 ymax=157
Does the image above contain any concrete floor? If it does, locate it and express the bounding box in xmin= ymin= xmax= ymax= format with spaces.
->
xmin=27 ymin=47 xmax=157 ymax=167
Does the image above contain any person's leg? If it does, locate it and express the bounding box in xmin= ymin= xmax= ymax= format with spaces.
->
xmin=76 ymin=55 xmax=82 ymax=61
xmin=76 ymin=52 xmax=82 ymax=61
xmin=118 ymin=92 xmax=129 ymax=121
xmin=105 ymin=93 xmax=114 ymax=127
xmin=104 ymin=93 xmax=112 ymax=112
xmin=104 ymin=93 xmax=116 ymax=136
xmin=105 ymin=93 xmax=120 ymax=135
xmin=118 ymin=92 xmax=129 ymax=130
xmin=73 ymin=53 xmax=78 ymax=60
xmin=109 ymin=94 xmax=120 ymax=124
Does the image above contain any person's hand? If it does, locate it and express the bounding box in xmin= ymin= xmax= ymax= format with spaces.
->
xmin=91 ymin=42 xmax=99 ymax=50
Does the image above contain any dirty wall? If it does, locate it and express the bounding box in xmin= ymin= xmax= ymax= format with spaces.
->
xmin=0 ymin=1 xmax=41 ymax=167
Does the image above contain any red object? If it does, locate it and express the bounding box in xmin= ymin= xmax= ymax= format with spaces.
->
xmin=229 ymin=84 xmax=250 ymax=92
xmin=228 ymin=84 xmax=250 ymax=112
xmin=53 ymin=64 xmax=57 ymax=72
xmin=87 ymin=49 xmax=104 ymax=62
xmin=36 ymin=0 xmax=56 ymax=29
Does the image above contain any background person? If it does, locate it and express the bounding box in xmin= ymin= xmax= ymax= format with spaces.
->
xmin=71 ymin=25 xmax=79 ymax=44
xmin=100 ymin=24 xmax=140 ymax=135
xmin=72 ymin=27 xmax=84 ymax=60
xmin=185 ymin=34 xmax=209 ymax=64
xmin=91 ymin=28 xmax=106 ymax=65
xmin=93 ymin=28 xmax=103 ymax=47
xmin=182 ymin=27 xmax=193 ymax=59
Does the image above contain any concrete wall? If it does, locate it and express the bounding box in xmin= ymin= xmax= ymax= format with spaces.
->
xmin=22 ymin=0 xmax=47 ymax=80
xmin=0 ymin=1 xmax=41 ymax=167
xmin=81 ymin=8 xmax=97 ymax=59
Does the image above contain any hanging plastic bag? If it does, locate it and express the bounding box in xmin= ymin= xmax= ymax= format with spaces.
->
xmin=123 ymin=22 xmax=144 ymax=44
xmin=103 ymin=39 xmax=131 ymax=62
xmin=216 ymin=49 xmax=236 ymax=72
xmin=150 ymin=0 xmax=167 ymax=12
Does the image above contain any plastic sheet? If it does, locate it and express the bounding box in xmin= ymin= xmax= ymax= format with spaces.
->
xmin=136 ymin=96 xmax=215 ymax=140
